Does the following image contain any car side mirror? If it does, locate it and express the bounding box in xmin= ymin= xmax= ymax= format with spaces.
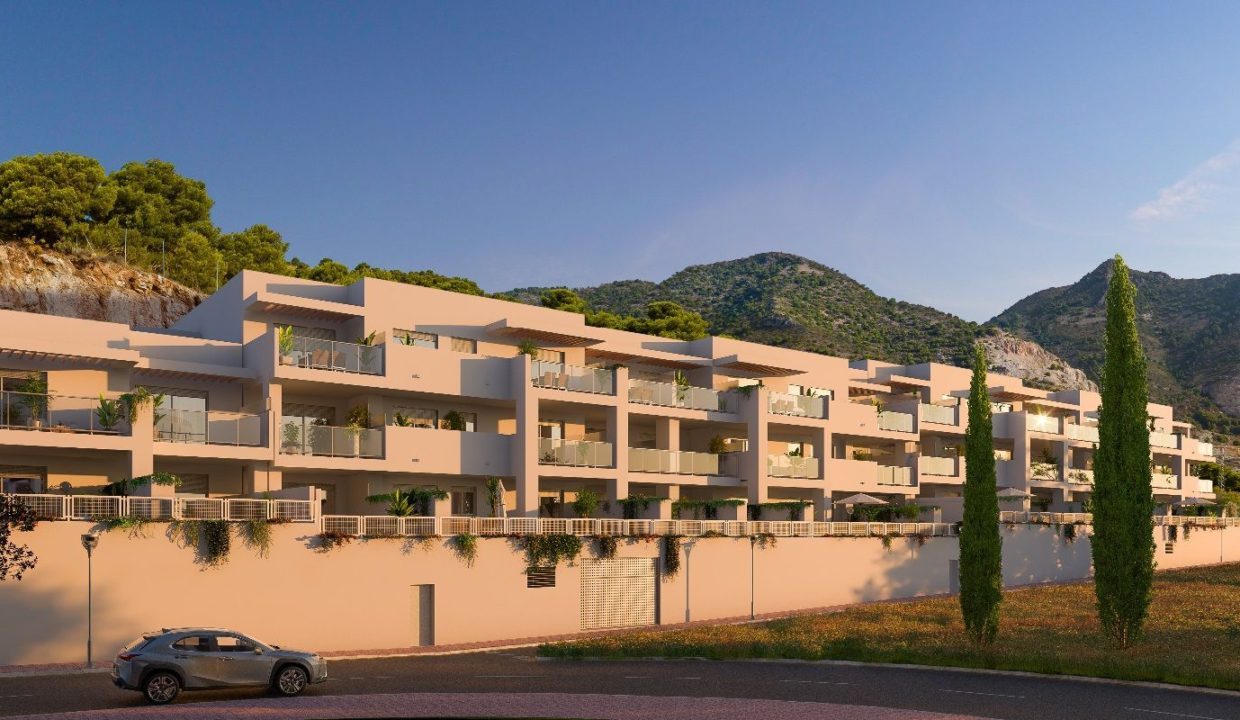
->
xmin=253 ymin=648 xmax=263 ymax=655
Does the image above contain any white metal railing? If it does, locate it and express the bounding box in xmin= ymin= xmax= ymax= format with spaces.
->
xmin=530 ymin=361 xmax=614 ymax=395
xmin=629 ymin=447 xmax=721 ymax=475
xmin=0 ymin=390 xmax=130 ymax=435
xmin=1152 ymin=473 xmax=1179 ymax=489
xmin=1150 ymin=431 xmax=1179 ymax=449
xmin=319 ymin=515 xmax=959 ymax=538
xmin=920 ymin=404 xmax=957 ymax=425
xmin=767 ymin=454 xmax=820 ymax=479
xmin=1001 ymin=511 xmax=1093 ymax=524
xmin=280 ymin=335 xmax=383 ymax=375
xmin=1028 ymin=414 xmax=1061 ymax=434
xmin=878 ymin=410 xmax=914 ymax=432
xmin=1155 ymin=515 xmax=1240 ymax=528
xmin=156 ymin=409 xmax=263 ymax=446
xmin=1065 ymin=424 xmax=1099 ymax=442
xmin=877 ymin=465 xmax=915 ymax=486
xmin=768 ymin=392 xmax=827 ymax=419
xmin=279 ymin=422 xmax=383 ymax=458
xmin=538 ymin=438 xmax=613 ymax=467
xmin=919 ymin=456 xmax=958 ymax=476
xmin=627 ymin=379 xmax=733 ymax=412
xmin=6 ymin=493 xmax=315 ymax=522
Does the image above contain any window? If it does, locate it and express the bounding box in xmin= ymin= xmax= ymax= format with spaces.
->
xmin=527 ymin=566 xmax=556 ymax=588
xmin=538 ymin=422 xmax=564 ymax=440
xmin=177 ymin=474 xmax=209 ymax=496
xmin=449 ymin=337 xmax=477 ymax=354
xmin=171 ymin=636 xmax=213 ymax=652
xmin=392 ymin=407 xmax=438 ymax=429
xmin=451 ymin=487 xmax=476 ymax=516
xmin=395 ymin=329 xmax=438 ymax=349
xmin=215 ymin=635 xmax=257 ymax=653
xmin=148 ymin=388 xmax=208 ymax=442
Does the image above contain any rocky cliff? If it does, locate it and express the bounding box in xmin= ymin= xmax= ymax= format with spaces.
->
xmin=978 ymin=331 xmax=1096 ymax=392
xmin=0 ymin=243 xmax=200 ymax=328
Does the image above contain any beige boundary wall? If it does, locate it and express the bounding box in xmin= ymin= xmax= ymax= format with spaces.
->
xmin=1 ymin=522 xmax=1237 ymax=666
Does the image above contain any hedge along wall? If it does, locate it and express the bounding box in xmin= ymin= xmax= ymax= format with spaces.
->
xmin=1 ymin=521 xmax=1237 ymax=666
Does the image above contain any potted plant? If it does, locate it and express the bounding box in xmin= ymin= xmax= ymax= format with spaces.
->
xmin=345 ymin=404 xmax=371 ymax=456
xmin=441 ymin=410 xmax=467 ymax=431
xmin=355 ymin=330 xmax=377 ymax=346
xmin=673 ymin=370 xmax=690 ymax=404
xmin=95 ymin=395 xmax=121 ymax=433
xmin=16 ymin=375 xmax=49 ymax=429
xmin=277 ymin=325 xmax=296 ymax=364
xmin=281 ymin=421 xmax=304 ymax=454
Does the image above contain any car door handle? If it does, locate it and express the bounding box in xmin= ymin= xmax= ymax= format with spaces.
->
xmin=174 ymin=655 xmax=189 ymax=659
xmin=219 ymin=656 xmax=235 ymax=661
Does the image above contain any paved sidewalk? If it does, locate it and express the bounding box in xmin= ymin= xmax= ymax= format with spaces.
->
xmin=3 ymin=692 xmax=993 ymax=720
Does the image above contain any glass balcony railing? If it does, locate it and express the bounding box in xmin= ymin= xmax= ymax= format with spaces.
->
xmin=538 ymin=438 xmax=613 ymax=467
xmin=1027 ymin=414 xmax=1061 ymax=434
xmin=1066 ymin=468 xmax=1094 ymax=485
xmin=156 ymin=409 xmax=263 ymax=446
xmin=279 ymin=422 xmax=383 ymax=458
xmin=919 ymin=456 xmax=958 ymax=476
xmin=767 ymin=455 xmax=819 ymax=479
xmin=1065 ymin=424 xmax=1099 ymax=442
xmin=628 ymin=379 xmax=732 ymax=412
xmin=1150 ymin=431 xmax=1179 ymax=449
xmin=920 ymin=404 xmax=957 ymax=425
xmin=279 ymin=336 xmax=383 ymax=375
xmin=1196 ymin=441 xmax=1215 ymax=457
xmin=0 ymin=390 xmax=129 ymax=435
xmin=877 ymin=465 xmax=915 ymax=486
xmin=768 ymin=391 xmax=827 ymax=419
xmin=1152 ymin=473 xmax=1179 ymax=489
xmin=629 ymin=447 xmax=721 ymax=475
xmin=878 ymin=410 xmax=914 ymax=432
xmin=1198 ymin=478 xmax=1214 ymax=493
xmin=530 ymin=361 xmax=614 ymax=395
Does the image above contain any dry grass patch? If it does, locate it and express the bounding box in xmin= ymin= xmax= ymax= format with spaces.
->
xmin=540 ymin=562 xmax=1240 ymax=690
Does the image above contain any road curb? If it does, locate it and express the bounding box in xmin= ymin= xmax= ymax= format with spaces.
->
xmin=536 ymin=654 xmax=1240 ymax=698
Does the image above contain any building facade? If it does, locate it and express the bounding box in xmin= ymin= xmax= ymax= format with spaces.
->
xmin=0 ymin=271 xmax=1217 ymax=521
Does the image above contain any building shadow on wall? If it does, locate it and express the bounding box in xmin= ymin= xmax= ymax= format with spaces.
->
xmin=848 ymin=536 xmax=959 ymax=604
xmin=0 ymin=581 xmax=96 ymax=666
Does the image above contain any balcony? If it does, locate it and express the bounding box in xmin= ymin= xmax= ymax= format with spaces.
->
xmin=1150 ymin=431 xmax=1179 ymax=449
xmin=877 ymin=465 xmax=914 ymax=486
xmin=280 ymin=336 xmax=382 ymax=375
xmin=0 ymin=390 xmax=129 ymax=435
xmin=920 ymin=404 xmax=957 ymax=426
xmin=628 ymin=379 xmax=733 ymax=412
xmin=1066 ymin=468 xmax=1094 ymax=485
xmin=1196 ymin=441 xmax=1215 ymax=457
xmin=1031 ymin=461 xmax=1060 ymax=482
xmin=768 ymin=392 xmax=827 ymax=419
xmin=1066 ymin=424 xmax=1099 ymax=442
xmin=919 ymin=456 xmax=958 ymax=476
xmin=1152 ymin=473 xmax=1179 ymax=490
xmin=156 ymin=409 xmax=263 ymax=446
xmin=538 ymin=438 xmax=613 ymax=467
xmin=629 ymin=447 xmax=721 ymax=475
xmin=767 ymin=454 xmax=819 ymax=479
xmin=1197 ymin=478 xmax=1215 ymax=493
xmin=877 ymin=410 xmax=914 ymax=432
xmin=530 ymin=361 xmax=614 ymax=395
xmin=279 ymin=422 xmax=383 ymax=458
xmin=1028 ymin=414 xmax=1062 ymax=434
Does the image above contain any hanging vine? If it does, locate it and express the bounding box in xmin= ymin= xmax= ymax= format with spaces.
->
xmin=594 ymin=535 xmax=618 ymax=560
xmin=453 ymin=532 xmax=479 ymax=566
xmin=522 ymin=533 xmax=583 ymax=567
xmin=662 ymin=535 xmax=682 ymax=577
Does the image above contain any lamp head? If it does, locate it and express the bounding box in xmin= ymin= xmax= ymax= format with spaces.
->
xmin=80 ymin=533 xmax=99 ymax=553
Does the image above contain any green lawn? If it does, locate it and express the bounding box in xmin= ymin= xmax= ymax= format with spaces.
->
xmin=540 ymin=563 xmax=1240 ymax=691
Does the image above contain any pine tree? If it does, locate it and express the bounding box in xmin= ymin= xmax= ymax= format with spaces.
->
xmin=960 ymin=343 xmax=1002 ymax=643
xmin=1092 ymin=255 xmax=1155 ymax=648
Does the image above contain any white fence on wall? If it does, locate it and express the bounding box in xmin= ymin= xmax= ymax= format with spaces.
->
xmin=320 ymin=515 xmax=958 ymax=539
xmin=9 ymin=494 xmax=315 ymax=523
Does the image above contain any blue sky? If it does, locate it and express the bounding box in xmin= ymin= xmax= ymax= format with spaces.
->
xmin=3 ymin=2 xmax=1240 ymax=321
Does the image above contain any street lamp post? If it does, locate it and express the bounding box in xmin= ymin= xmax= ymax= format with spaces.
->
xmin=683 ymin=540 xmax=695 ymax=623
xmin=749 ymin=535 xmax=756 ymax=620
xmin=80 ymin=533 xmax=99 ymax=667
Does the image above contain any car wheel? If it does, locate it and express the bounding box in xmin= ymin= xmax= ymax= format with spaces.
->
xmin=274 ymin=664 xmax=308 ymax=696
xmin=143 ymin=671 xmax=180 ymax=705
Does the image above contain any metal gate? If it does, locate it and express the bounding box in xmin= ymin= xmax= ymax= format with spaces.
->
xmin=580 ymin=558 xmax=657 ymax=630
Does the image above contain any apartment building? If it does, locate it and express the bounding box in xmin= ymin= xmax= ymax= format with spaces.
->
xmin=0 ymin=271 xmax=1217 ymax=521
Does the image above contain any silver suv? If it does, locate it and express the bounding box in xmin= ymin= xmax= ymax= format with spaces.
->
xmin=111 ymin=628 xmax=327 ymax=704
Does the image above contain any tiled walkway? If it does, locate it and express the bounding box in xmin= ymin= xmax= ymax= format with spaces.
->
xmin=3 ymin=692 xmax=993 ymax=720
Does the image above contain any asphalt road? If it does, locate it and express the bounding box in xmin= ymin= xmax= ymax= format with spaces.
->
xmin=1 ymin=648 xmax=1238 ymax=720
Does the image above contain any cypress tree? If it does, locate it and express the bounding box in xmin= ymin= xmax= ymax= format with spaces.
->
xmin=1092 ymin=255 xmax=1155 ymax=648
xmin=960 ymin=344 xmax=1002 ymax=643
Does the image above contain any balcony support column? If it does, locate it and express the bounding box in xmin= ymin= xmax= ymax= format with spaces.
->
xmin=243 ymin=465 xmax=282 ymax=495
xmin=512 ymin=355 xmax=540 ymax=518
xmin=655 ymin=417 xmax=680 ymax=452
xmin=127 ymin=401 xmax=161 ymax=495
xmin=743 ymin=387 xmax=768 ymax=506
xmin=655 ymin=483 xmax=679 ymax=520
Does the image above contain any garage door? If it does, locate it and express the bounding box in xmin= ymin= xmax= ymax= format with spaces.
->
xmin=580 ymin=558 xmax=658 ymax=630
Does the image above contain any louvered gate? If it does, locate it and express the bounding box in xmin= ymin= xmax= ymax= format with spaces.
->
xmin=580 ymin=558 xmax=657 ymax=630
